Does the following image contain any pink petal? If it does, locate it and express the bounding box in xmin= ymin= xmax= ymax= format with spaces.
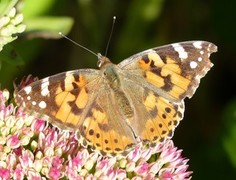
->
xmin=31 ymin=119 xmax=46 ymax=132
xmin=13 ymin=166 xmax=24 ymax=180
xmin=127 ymin=145 xmax=141 ymax=162
xmin=6 ymin=154 xmax=17 ymax=168
xmin=135 ymin=162 xmax=149 ymax=175
xmin=0 ymin=167 xmax=11 ymax=179
xmin=7 ymin=134 xmax=20 ymax=148
xmin=49 ymin=167 xmax=61 ymax=179
xmin=19 ymin=150 xmax=34 ymax=168
xmin=52 ymin=157 xmax=63 ymax=169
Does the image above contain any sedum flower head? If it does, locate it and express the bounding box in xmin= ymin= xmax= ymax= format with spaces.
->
xmin=0 ymin=7 xmax=26 ymax=51
xmin=0 ymin=89 xmax=192 ymax=179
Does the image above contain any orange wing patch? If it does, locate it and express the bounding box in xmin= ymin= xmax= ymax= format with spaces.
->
xmin=80 ymin=105 xmax=135 ymax=156
xmin=64 ymin=74 xmax=87 ymax=91
xmin=142 ymin=91 xmax=184 ymax=143
xmin=52 ymin=74 xmax=90 ymax=127
xmin=139 ymin=55 xmax=192 ymax=100
xmin=138 ymin=52 xmax=164 ymax=70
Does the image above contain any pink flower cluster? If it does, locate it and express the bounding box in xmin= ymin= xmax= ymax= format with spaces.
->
xmin=0 ymin=90 xmax=192 ymax=179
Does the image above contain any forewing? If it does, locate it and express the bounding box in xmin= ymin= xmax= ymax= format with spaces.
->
xmin=15 ymin=69 xmax=101 ymax=130
xmin=118 ymin=41 xmax=217 ymax=101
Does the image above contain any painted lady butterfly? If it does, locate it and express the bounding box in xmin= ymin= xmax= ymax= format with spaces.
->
xmin=15 ymin=41 xmax=217 ymax=156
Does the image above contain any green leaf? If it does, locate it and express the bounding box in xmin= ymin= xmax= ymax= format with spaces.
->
xmin=24 ymin=16 xmax=74 ymax=39
xmin=222 ymin=100 xmax=236 ymax=168
xmin=0 ymin=44 xmax=24 ymax=66
xmin=21 ymin=0 xmax=56 ymax=18
xmin=0 ymin=0 xmax=18 ymax=16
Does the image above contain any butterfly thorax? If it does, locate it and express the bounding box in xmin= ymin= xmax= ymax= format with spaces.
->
xmin=98 ymin=55 xmax=121 ymax=89
xmin=99 ymin=56 xmax=134 ymax=119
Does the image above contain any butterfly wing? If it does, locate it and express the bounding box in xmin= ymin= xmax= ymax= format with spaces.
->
xmin=15 ymin=69 xmax=136 ymax=156
xmin=15 ymin=69 xmax=101 ymax=130
xmin=78 ymin=86 xmax=136 ymax=155
xmin=117 ymin=79 xmax=184 ymax=144
xmin=117 ymin=41 xmax=217 ymax=144
xmin=118 ymin=41 xmax=217 ymax=100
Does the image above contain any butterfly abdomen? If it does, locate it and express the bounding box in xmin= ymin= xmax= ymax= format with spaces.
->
xmin=114 ymin=90 xmax=134 ymax=119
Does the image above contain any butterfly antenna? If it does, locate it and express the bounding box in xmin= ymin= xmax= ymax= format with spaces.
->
xmin=105 ymin=16 xmax=116 ymax=57
xmin=59 ymin=32 xmax=99 ymax=58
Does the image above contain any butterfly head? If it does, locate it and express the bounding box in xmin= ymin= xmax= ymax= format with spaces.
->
xmin=97 ymin=53 xmax=112 ymax=69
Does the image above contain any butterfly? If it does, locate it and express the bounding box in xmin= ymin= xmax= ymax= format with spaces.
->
xmin=15 ymin=41 xmax=217 ymax=156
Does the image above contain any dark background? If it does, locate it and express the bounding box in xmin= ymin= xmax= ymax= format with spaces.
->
xmin=1 ymin=0 xmax=236 ymax=179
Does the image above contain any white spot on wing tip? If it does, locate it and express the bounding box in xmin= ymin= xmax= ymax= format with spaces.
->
xmin=32 ymin=101 xmax=36 ymax=106
xmin=198 ymin=57 xmax=202 ymax=62
xmin=179 ymin=51 xmax=188 ymax=59
xmin=172 ymin=43 xmax=188 ymax=59
xmin=24 ymin=86 xmax=32 ymax=94
xmin=41 ymin=78 xmax=50 ymax=96
xmin=41 ymin=88 xmax=50 ymax=96
xmin=193 ymin=41 xmax=203 ymax=49
xmin=39 ymin=101 xmax=46 ymax=109
xmin=190 ymin=61 xmax=198 ymax=69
